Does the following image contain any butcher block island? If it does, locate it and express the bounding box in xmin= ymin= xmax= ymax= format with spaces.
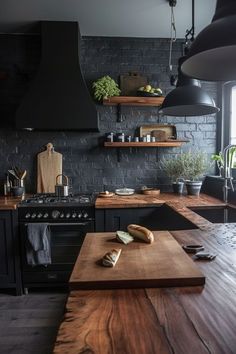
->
xmin=69 ymin=231 xmax=205 ymax=290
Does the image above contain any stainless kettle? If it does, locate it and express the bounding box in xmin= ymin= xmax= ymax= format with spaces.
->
xmin=55 ymin=174 xmax=69 ymax=197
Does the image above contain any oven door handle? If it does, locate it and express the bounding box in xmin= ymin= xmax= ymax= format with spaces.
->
xmin=24 ymin=222 xmax=92 ymax=226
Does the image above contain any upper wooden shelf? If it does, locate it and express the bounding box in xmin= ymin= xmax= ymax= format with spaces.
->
xmin=104 ymin=141 xmax=188 ymax=148
xmin=103 ymin=96 xmax=165 ymax=106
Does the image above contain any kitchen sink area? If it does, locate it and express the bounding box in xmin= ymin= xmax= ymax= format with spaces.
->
xmin=189 ymin=205 xmax=236 ymax=223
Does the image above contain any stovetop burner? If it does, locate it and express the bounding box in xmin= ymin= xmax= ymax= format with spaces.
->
xmin=20 ymin=193 xmax=94 ymax=206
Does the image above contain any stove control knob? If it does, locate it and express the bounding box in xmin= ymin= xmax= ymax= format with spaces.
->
xmin=72 ymin=213 xmax=77 ymax=218
xmin=66 ymin=213 xmax=71 ymax=219
xmin=83 ymin=212 xmax=88 ymax=219
xmin=43 ymin=213 xmax=49 ymax=219
xmin=60 ymin=213 xmax=64 ymax=218
xmin=31 ymin=213 xmax=37 ymax=219
xmin=25 ymin=213 xmax=31 ymax=219
xmin=52 ymin=210 xmax=60 ymax=219
xmin=37 ymin=213 xmax=43 ymax=219
xmin=77 ymin=212 xmax=82 ymax=219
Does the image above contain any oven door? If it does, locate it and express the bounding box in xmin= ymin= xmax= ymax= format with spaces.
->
xmin=20 ymin=221 xmax=94 ymax=285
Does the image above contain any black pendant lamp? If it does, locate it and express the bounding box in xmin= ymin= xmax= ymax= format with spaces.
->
xmin=181 ymin=0 xmax=236 ymax=81
xmin=159 ymin=0 xmax=219 ymax=116
xmin=159 ymin=57 xmax=219 ymax=116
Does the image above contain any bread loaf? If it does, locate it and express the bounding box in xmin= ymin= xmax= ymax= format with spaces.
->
xmin=116 ymin=231 xmax=134 ymax=244
xmin=102 ymin=249 xmax=122 ymax=267
xmin=127 ymin=224 xmax=154 ymax=244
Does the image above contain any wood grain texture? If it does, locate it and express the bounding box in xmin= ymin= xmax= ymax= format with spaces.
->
xmin=69 ymin=231 xmax=205 ymax=290
xmin=53 ymin=289 xmax=171 ymax=354
xmin=103 ymin=96 xmax=165 ymax=106
xmin=104 ymin=141 xmax=185 ymax=147
xmin=54 ymin=224 xmax=236 ymax=354
xmin=95 ymin=192 xmax=225 ymax=210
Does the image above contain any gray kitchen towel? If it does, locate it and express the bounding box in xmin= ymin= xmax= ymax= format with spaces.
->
xmin=26 ymin=223 xmax=51 ymax=266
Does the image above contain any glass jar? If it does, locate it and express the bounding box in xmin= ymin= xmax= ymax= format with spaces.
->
xmin=106 ymin=132 xmax=114 ymax=142
xmin=117 ymin=133 xmax=125 ymax=142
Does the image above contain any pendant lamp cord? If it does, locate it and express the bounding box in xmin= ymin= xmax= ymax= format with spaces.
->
xmin=168 ymin=1 xmax=177 ymax=73
xmin=185 ymin=0 xmax=195 ymax=54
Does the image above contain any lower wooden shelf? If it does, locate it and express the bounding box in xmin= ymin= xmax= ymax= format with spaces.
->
xmin=104 ymin=141 xmax=188 ymax=148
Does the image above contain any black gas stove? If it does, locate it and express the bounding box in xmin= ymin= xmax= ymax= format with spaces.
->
xmin=18 ymin=193 xmax=95 ymax=223
xmin=19 ymin=193 xmax=96 ymax=292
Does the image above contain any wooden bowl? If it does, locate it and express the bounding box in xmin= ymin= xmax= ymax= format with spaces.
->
xmin=98 ymin=192 xmax=114 ymax=198
xmin=142 ymin=188 xmax=160 ymax=196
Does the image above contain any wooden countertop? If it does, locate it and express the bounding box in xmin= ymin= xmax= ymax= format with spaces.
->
xmin=96 ymin=192 xmax=226 ymax=229
xmin=0 ymin=196 xmax=26 ymax=210
xmin=53 ymin=224 xmax=236 ymax=354
xmin=95 ymin=192 xmax=225 ymax=209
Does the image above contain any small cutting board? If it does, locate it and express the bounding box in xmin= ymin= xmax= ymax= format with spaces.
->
xmin=69 ymin=231 xmax=205 ymax=290
xmin=37 ymin=143 xmax=62 ymax=193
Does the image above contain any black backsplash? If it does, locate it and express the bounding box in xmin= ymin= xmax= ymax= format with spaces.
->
xmin=0 ymin=34 xmax=217 ymax=194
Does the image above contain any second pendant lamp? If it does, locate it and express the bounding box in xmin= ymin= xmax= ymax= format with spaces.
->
xmin=159 ymin=56 xmax=219 ymax=117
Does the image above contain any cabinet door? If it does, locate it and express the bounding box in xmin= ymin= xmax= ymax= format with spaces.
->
xmin=0 ymin=211 xmax=15 ymax=283
xmin=104 ymin=208 xmax=158 ymax=232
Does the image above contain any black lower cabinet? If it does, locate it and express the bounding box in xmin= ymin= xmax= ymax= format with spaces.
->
xmin=96 ymin=205 xmax=197 ymax=232
xmin=0 ymin=210 xmax=22 ymax=295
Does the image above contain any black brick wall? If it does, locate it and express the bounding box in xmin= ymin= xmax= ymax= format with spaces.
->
xmin=0 ymin=34 xmax=217 ymax=194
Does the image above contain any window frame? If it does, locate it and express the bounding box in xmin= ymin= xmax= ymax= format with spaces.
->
xmin=220 ymin=81 xmax=236 ymax=150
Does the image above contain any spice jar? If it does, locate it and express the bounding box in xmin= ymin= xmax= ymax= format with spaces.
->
xmin=106 ymin=132 xmax=114 ymax=142
xmin=117 ymin=133 xmax=125 ymax=142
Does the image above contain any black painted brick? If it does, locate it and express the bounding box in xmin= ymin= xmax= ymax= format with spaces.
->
xmin=0 ymin=35 xmax=218 ymax=193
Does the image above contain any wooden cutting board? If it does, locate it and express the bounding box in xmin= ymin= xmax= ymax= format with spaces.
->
xmin=37 ymin=143 xmax=62 ymax=193
xmin=69 ymin=231 xmax=205 ymax=290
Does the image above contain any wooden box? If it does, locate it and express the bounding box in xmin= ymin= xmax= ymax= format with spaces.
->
xmin=139 ymin=124 xmax=177 ymax=140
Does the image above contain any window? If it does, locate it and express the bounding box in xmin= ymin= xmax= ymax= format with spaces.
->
xmin=230 ymin=85 xmax=236 ymax=144
xmin=221 ymin=81 xmax=236 ymax=148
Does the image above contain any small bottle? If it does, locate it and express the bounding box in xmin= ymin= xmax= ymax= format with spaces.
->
xmin=106 ymin=132 xmax=114 ymax=142
xmin=117 ymin=133 xmax=125 ymax=142
xmin=4 ymin=174 xmax=11 ymax=196
xmin=125 ymin=135 xmax=132 ymax=142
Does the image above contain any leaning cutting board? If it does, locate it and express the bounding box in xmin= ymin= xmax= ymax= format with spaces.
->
xmin=37 ymin=142 xmax=62 ymax=193
xmin=69 ymin=231 xmax=205 ymax=290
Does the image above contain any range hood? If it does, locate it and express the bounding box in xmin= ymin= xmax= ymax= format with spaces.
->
xmin=16 ymin=21 xmax=99 ymax=131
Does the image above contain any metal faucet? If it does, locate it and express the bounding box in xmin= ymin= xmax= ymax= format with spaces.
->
xmin=223 ymin=144 xmax=236 ymax=203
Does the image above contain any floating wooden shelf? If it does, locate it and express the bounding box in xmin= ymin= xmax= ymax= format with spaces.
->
xmin=103 ymin=96 xmax=165 ymax=106
xmin=104 ymin=141 xmax=188 ymax=148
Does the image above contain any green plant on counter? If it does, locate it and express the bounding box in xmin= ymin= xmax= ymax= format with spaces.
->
xmin=160 ymin=156 xmax=184 ymax=182
xmin=180 ymin=151 xmax=207 ymax=181
xmin=161 ymin=151 xmax=207 ymax=182
xmin=92 ymin=76 xmax=121 ymax=101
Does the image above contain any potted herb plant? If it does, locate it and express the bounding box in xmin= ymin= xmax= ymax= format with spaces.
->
xmin=180 ymin=151 xmax=207 ymax=196
xmin=160 ymin=156 xmax=184 ymax=194
xmin=211 ymin=147 xmax=236 ymax=178
xmin=92 ymin=76 xmax=121 ymax=101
